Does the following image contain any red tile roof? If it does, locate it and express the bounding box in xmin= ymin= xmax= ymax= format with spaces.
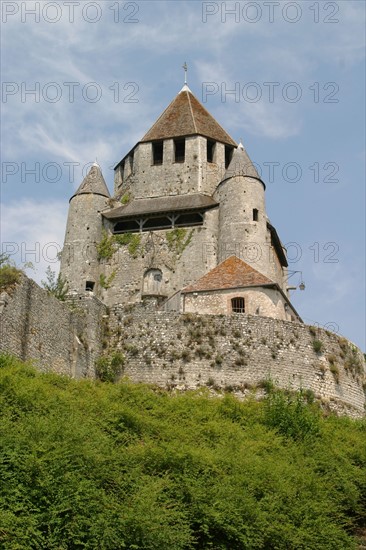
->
xmin=141 ymin=88 xmax=237 ymax=147
xmin=182 ymin=256 xmax=274 ymax=293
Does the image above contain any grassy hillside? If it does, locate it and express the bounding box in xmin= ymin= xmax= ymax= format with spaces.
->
xmin=0 ymin=354 xmax=365 ymax=549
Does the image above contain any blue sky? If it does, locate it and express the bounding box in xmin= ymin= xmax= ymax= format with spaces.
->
xmin=1 ymin=0 xmax=365 ymax=349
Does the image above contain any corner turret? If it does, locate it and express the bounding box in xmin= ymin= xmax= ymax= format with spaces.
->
xmin=215 ymin=142 xmax=288 ymax=293
xmin=60 ymin=164 xmax=110 ymax=295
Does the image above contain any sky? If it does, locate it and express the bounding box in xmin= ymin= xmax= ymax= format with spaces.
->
xmin=1 ymin=0 xmax=365 ymax=350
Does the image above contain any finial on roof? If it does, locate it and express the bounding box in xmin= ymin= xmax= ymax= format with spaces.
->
xmin=238 ymin=141 xmax=244 ymax=150
xmin=92 ymin=158 xmax=100 ymax=169
xmin=182 ymin=61 xmax=188 ymax=85
xmin=180 ymin=62 xmax=192 ymax=92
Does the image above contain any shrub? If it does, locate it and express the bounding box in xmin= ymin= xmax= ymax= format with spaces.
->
xmin=313 ymin=340 xmax=324 ymax=353
xmin=95 ymin=352 xmax=125 ymax=382
xmin=0 ymin=264 xmax=21 ymax=291
xmin=264 ymin=389 xmax=320 ymax=441
xmin=41 ymin=266 xmax=68 ymax=301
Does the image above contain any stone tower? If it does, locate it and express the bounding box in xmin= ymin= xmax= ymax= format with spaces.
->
xmin=60 ymin=83 xmax=299 ymax=322
xmin=215 ymin=143 xmax=288 ymax=294
xmin=60 ymin=163 xmax=110 ymax=294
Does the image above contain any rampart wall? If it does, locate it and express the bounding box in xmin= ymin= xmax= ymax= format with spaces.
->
xmin=1 ymin=276 xmax=365 ymax=417
xmin=0 ymin=276 xmax=106 ymax=378
xmin=107 ymin=305 xmax=366 ymax=418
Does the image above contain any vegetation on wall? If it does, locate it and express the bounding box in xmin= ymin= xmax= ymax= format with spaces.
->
xmin=41 ymin=266 xmax=69 ymax=301
xmin=120 ymin=192 xmax=131 ymax=205
xmin=0 ymin=254 xmax=22 ymax=291
xmin=166 ymin=228 xmax=194 ymax=257
xmin=1 ymin=353 xmax=365 ymax=550
xmin=99 ymin=271 xmax=116 ymax=290
xmin=95 ymin=351 xmax=125 ymax=382
xmin=96 ymin=229 xmax=116 ymax=260
xmin=114 ymin=233 xmax=142 ymax=258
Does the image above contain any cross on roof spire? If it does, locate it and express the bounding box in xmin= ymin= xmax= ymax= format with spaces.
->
xmin=182 ymin=62 xmax=188 ymax=85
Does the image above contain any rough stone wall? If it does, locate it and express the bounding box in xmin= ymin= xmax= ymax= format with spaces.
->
xmin=215 ymin=175 xmax=287 ymax=293
xmin=0 ymin=276 xmax=106 ymax=378
xmin=60 ymin=193 xmax=110 ymax=295
xmin=0 ymin=276 xmax=364 ymax=417
xmin=114 ymin=138 xmax=230 ymax=200
xmin=106 ymin=307 xmax=366 ymax=417
xmin=99 ymin=209 xmax=219 ymax=307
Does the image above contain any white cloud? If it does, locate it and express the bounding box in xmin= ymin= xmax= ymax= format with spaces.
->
xmin=1 ymin=199 xmax=67 ymax=283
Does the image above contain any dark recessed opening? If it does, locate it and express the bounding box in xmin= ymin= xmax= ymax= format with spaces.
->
xmin=231 ymin=297 xmax=245 ymax=313
xmin=174 ymin=139 xmax=185 ymax=163
xmin=207 ymin=139 xmax=216 ymax=163
xmin=225 ymin=145 xmax=234 ymax=168
xmin=253 ymin=208 xmax=259 ymax=221
xmin=152 ymin=141 xmax=163 ymax=165
xmin=143 ymin=216 xmax=172 ymax=230
xmin=175 ymin=212 xmax=203 ymax=227
xmin=114 ymin=219 xmax=140 ymax=233
xmin=85 ymin=281 xmax=95 ymax=292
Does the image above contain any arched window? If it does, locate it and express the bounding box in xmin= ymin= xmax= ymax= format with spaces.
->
xmin=143 ymin=269 xmax=163 ymax=295
xmin=231 ymin=297 xmax=245 ymax=313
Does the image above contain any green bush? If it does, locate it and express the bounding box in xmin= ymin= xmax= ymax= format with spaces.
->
xmin=95 ymin=351 xmax=125 ymax=382
xmin=0 ymin=354 xmax=365 ymax=550
xmin=0 ymin=264 xmax=21 ymax=291
xmin=313 ymin=339 xmax=324 ymax=353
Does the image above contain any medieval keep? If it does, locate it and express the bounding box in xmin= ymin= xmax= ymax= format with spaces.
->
xmin=2 ymin=80 xmax=365 ymax=416
xmin=60 ymin=83 xmax=301 ymax=322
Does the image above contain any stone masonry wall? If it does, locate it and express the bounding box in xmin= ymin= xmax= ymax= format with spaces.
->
xmin=1 ymin=276 xmax=365 ymax=418
xmin=106 ymin=306 xmax=366 ymax=418
xmin=0 ymin=275 xmax=106 ymax=378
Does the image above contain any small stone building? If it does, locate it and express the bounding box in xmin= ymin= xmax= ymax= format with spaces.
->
xmin=182 ymin=256 xmax=300 ymax=321
xmin=60 ymin=82 xmax=301 ymax=322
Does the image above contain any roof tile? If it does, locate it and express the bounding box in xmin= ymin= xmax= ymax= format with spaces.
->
xmin=141 ymin=89 xmax=237 ymax=146
xmin=182 ymin=256 xmax=273 ymax=293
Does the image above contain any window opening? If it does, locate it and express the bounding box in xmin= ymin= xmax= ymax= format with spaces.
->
xmin=85 ymin=281 xmax=95 ymax=292
xmin=174 ymin=139 xmax=185 ymax=163
xmin=225 ymin=146 xmax=234 ymax=168
xmin=152 ymin=141 xmax=163 ymax=165
xmin=207 ymin=140 xmax=215 ymax=163
xmin=231 ymin=297 xmax=245 ymax=313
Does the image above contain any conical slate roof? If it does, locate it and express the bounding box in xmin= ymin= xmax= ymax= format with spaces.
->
xmin=70 ymin=164 xmax=110 ymax=201
xmin=182 ymin=256 xmax=273 ymax=293
xmin=223 ymin=142 xmax=262 ymax=182
xmin=141 ymin=86 xmax=237 ymax=146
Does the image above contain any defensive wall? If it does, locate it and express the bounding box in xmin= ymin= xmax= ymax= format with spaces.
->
xmin=0 ymin=276 xmax=365 ymax=417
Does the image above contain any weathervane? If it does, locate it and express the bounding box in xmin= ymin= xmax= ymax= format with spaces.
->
xmin=182 ymin=62 xmax=188 ymax=85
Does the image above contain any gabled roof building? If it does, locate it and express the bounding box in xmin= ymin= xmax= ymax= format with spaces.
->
xmin=60 ymin=83 xmax=301 ymax=322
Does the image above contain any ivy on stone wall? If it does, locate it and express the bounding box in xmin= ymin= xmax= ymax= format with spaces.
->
xmin=166 ymin=228 xmax=194 ymax=257
xmin=99 ymin=271 xmax=116 ymax=290
xmin=114 ymin=233 xmax=142 ymax=258
xmin=96 ymin=230 xmax=116 ymax=260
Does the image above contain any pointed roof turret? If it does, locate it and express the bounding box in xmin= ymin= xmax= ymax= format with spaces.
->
xmin=70 ymin=164 xmax=110 ymax=202
xmin=141 ymin=88 xmax=237 ymax=146
xmin=223 ymin=141 xmax=262 ymax=183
